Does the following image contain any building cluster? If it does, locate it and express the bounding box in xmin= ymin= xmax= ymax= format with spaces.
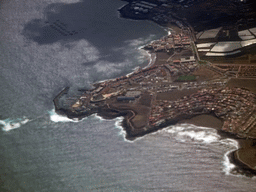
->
xmin=196 ymin=27 xmax=256 ymax=57
xmin=145 ymin=33 xmax=191 ymax=52
xmin=70 ymin=54 xmax=200 ymax=108
xmin=149 ymin=87 xmax=256 ymax=136
xmin=207 ymin=64 xmax=256 ymax=78
xmin=126 ymin=0 xmax=188 ymax=25
xmin=237 ymin=65 xmax=256 ymax=78
xmin=170 ymin=0 xmax=199 ymax=8
xmin=131 ymin=0 xmax=158 ymax=14
xmin=78 ymin=66 xmax=159 ymax=103
xmin=106 ymin=61 xmax=198 ymax=92
xmin=126 ymin=1 xmax=256 ymax=58
xmin=156 ymin=80 xmax=226 ymax=93
xmin=165 ymin=62 xmax=197 ymax=75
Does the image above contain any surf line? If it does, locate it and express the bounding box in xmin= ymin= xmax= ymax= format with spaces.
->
xmin=0 ymin=109 xmax=79 ymax=132
xmin=0 ymin=117 xmax=30 ymax=132
xmin=164 ymin=124 xmax=240 ymax=175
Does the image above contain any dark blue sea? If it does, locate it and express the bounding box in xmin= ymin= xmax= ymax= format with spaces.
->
xmin=0 ymin=0 xmax=256 ymax=191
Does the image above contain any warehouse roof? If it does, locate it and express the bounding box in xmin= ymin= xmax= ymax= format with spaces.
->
xmin=198 ymin=27 xmax=222 ymax=39
xmin=210 ymin=41 xmax=242 ymax=52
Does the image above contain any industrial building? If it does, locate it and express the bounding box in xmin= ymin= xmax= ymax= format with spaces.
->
xmin=210 ymin=41 xmax=242 ymax=52
xmin=249 ymin=27 xmax=256 ymax=36
xmin=238 ymin=29 xmax=254 ymax=40
xmin=205 ymin=50 xmax=241 ymax=56
xmin=180 ymin=50 xmax=195 ymax=62
xmin=241 ymin=38 xmax=256 ymax=47
xmin=198 ymin=49 xmax=211 ymax=52
xmin=197 ymin=27 xmax=222 ymax=39
xmin=196 ymin=43 xmax=216 ymax=48
xmin=125 ymin=91 xmax=141 ymax=98
xmin=180 ymin=56 xmax=195 ymax=62
xmin=117 ymin=96 xmax=135 ymax=101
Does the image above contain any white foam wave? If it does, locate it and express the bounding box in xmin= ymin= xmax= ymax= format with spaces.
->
xmin=113 ymin=117 xmax=135 ymax=143
xmin=48 ymin=109 xmax=78 ymax=123
xmin=93 ymin=114 xmax=136 ymax=142
xmin=93 ymin=114 xmax=105 ymax=121
xmin=114 ymin=117 xmax=126 ymax=136
xmin=126 ymin=34 xmax=157 ymax=48
xmin=219 ymin=139 xmax=239 ymax=175
xmin=223 ymin=150 xmax=236 ymax=175
xmin=164 ymin=124 xmax=241 ymax=175
xmin=137 ymin=41 xmax=156 ymax=68
xmin=0 ymin=117 xmax=30 ymax=132
xmin=165 ymin=124 xmax=221 ymax=144
xmin=93 ymin=114 xmax=113 ymax=122
xmin=143 ymin=51 xmax=156 ymax=69
xmin=220 ymin=138 xmax=239 ymax=149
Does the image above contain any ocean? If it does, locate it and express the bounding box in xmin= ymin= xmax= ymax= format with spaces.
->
xmin=0 ymin=0 xmax=256 ymax=191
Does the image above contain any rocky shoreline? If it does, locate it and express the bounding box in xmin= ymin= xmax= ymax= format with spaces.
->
xmin=54 ymin=91 xmax=256 ymax=176
xmin=54 ymin=0 xmax=256 ymax=176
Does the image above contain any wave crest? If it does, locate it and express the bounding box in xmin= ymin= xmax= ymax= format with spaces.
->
xmin=48 ymin=109 xmax=77 ymax=122
xmin=164 ymin=124 xmax=239 ymax=175
xmin=165 ymin=124 xmax=221 ymax=144
xmin=0 ymin=117 xmax=30 ymax=132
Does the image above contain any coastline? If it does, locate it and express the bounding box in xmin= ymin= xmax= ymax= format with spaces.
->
xmin=94 ymin=42 xmax=161 ymax=85
xmin=180 ymin=114 xmax=256 ymax=176
xmin=178 ymin=114 xmax=223 ymax=129
xmin=53 ymin=1 xmax=256 ymax=176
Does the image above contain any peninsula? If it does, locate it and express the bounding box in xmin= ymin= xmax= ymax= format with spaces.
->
xmin=54 ymin=0 xmax=256 ymax=176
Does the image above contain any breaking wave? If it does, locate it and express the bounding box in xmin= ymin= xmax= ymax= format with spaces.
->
xmin=163 ymin=124 xmax=239 ymax=175
xmin=223 ymin=150 xmax=236 ymax=175
xmin=114 ymin=117 xmax=135 ymax=143
xmin=165 ymin=124 xmax=221 ymax=144
xmin=48 ymin=109 xmax=79 ymax=122
xmin=0 ymin=117 xmax=30 ymax=132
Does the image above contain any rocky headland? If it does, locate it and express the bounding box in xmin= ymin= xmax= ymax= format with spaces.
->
xmin=54 ymin=0 xmax=256 ymax=176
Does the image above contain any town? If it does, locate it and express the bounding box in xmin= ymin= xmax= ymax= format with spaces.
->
xmin=150 ymin=87 xmax=256 ymax=139
xmin=54 ymin=0 xmax=256 ymax=173
xmin=55 ymin=26 xmax=256 ymax=140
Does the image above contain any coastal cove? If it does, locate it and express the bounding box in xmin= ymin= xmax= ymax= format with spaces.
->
xmin=54 ymin=0 xmax=256 ymax=176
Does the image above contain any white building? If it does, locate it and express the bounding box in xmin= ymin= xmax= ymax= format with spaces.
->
xmin=238 ymin=30 xmax=254 ymax=40
xmin=198 ymin=27 xmax=222 ymax=39
xmin=181 ymin=56 xmax=195 ymax=62
xmin=210 ymin=41 xmax=242 ymax=52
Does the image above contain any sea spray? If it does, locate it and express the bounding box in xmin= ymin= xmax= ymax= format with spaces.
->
xmin=48 ymin=108 xmax=133 ymax=142
xmin=0 ymin=117 xmax=30 ymax=132
xmin=113 ymin=116 xmax=137 ymax=143
xmin=219 ymin=139 xmax=255 ymax=178
xmin=164 ymin=124 xmax=240 ymax=175
xmin=48 ymin=109 xmax=75 ymax=123
xmin=94 ymin=114 xmax=114 ymax=122
xmin=223 ymin=151 xmax=236 ymax=175
xmin=48 ymin=108 xmax=93 ymax=123
xmin=166 ymin=124 xmax=221 ymax=144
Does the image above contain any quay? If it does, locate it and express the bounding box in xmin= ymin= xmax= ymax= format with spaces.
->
xmin=53 ymin=87 xmax=69 ymax=111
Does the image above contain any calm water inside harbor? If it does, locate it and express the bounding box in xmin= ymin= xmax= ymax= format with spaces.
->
xmin=0 ymin=0 xmax=256 ymax=191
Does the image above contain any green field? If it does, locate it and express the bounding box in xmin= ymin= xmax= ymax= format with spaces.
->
xmin=176 ymin=75 xmax=196 ymax=81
